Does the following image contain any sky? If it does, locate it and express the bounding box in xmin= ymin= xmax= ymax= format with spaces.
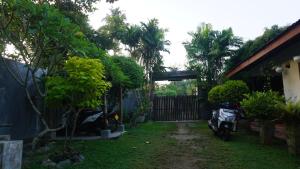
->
xmin=88 ymin=0 xmax=300 ymax=69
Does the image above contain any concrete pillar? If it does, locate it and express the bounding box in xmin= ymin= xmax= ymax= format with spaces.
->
xmin=0 ymin=140 xmax=23 ymax=169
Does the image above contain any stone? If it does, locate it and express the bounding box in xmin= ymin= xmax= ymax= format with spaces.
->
xmin=0 ymin=140 xmax=23 ymax=169
xmin=42 ymin=159 xmax=56 ymax=168
xmin=101 ymin=130 xmax=111 ymax=139
xmin=70 ymin=154 xmax=85 ymax=163
xmin=37 ymin=145 xmax=51 ymax=153
xmin=117 ymin=124 xmax=125 ymax=132
xmin=56 ymin=159 xmax=71 ymax=169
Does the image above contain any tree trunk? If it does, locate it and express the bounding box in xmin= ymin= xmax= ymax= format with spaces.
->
xmin=119 ymin=87 xmax=123 ymax=123
xmin=259 ymin=120 xmax=274 ymax=145
xmin=286 ymin=122 xmax=300 ymax=155
xmin=69 ymin=109 xmax=82 ymax=142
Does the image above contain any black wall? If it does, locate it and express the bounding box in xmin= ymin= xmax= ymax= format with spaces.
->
xmin=0 ymin=59 xmax=40 ymax=140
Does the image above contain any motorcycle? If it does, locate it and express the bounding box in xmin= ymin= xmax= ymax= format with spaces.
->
xmin=77 ymin=105 xmax=121 ymax=135
xmin=208 ymin=103 xmax=241 ymax=141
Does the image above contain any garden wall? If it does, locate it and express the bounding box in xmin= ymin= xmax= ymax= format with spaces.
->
xmin=250 ymin=121 xmax=287 ymax=140
xmin=0 ymin=59 xmax=41 ymax=140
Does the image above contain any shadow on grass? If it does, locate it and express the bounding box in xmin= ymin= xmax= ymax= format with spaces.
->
xmin=192 ymin=121 xmax=300 ymax=169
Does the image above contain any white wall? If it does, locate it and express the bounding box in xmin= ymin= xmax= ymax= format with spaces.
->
xmin=282 ymin=60 xmax=300 ymax=102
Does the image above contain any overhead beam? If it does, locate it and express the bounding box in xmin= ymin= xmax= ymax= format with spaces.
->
xmin=153 ymin=70 xmax=197 ymax=81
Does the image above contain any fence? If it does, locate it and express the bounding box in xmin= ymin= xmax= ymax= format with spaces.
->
xmin=152 ymin=95 xmax=205 ymax=121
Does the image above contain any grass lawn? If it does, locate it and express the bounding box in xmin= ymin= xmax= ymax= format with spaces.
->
xmin=191 ymin=122 xmax=300 ymax=169
xmin=24 ymin=121 xmax=300 ymax=169
xmin=23 ymin=122 xmax=177 ymax=169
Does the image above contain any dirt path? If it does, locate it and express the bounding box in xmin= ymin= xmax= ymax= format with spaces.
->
xmin=158 ymin=122 xmax=208 ymax=169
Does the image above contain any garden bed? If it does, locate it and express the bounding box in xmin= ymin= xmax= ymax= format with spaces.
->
xmin=250 ymin=121 xmax=287 ymax=140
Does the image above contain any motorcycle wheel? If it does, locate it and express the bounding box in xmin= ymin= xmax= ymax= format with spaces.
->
xmin=221 ymin=128 xmax=231 ymax=141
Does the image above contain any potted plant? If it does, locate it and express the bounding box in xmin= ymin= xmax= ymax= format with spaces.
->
xmin=135 ymin=97 xmax=150 ymax=123
xmin=276 ymin=101 xmax=300 ymax=155
xmin=240 ymin=90 xmax=284 ymax=145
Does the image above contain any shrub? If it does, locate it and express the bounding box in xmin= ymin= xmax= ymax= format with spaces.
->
xmin=208 ymin=80 xmax=249 ymax=105
xmin=222 ymin=80 xmax=250 ymax=104
xmin=208 ymin=85 xmax=225 ymax=105
xmin=276 ymin=101 xmax=300 ymax=122
xmin=46 ymin=56 xmax=111 ymax=109
xmin=111 ymin=56 xmax=144 ymax=89
xmin=240 ymin=90 xmax=284 ymax=120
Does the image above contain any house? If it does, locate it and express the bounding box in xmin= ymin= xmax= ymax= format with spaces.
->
xmin=226 ymin=19 xmax=300 ymax=102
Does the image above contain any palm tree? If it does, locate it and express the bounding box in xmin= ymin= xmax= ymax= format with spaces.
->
xmin=121 ymin=24 xmax=143 ymax=59
xmin=139 ymin=19 xmax=170 ymax=84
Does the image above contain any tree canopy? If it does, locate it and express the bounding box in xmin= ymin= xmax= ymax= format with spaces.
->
xmin=139 ymin=19 xmax=170 ymax=82
xmin=97 ymin=8 xmax=128 ymax=53
xmin=184 ymin=23 xmax=242 ymax=89
xmin=225 ymin=25 xmax=287 ymax=71
xmin=111 ymin=56 xmax=144 ymax=89
xmin=155 ymin=80 xmax=198 ymax=96
xmin=46 ymin=56 xmax=111 ymax=109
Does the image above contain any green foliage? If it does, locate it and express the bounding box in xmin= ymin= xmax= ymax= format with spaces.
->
xmin=155 ymin=80 xmax=198 ymax=96
xmin=208 ymin=85 xmax=225 ymax=105
xmin=184 ymin=23 xmax=242 ymax=89
xmin=40 ymin=0 xmax=117 ymax=13
xmin=111 ymin=56 xmax=144 ymax=89
xmin=240 ymin=91 xmax=284 ymax=120
xmin=0 ymin=0 xmax=101 ymax=73
xmin=222 ymin=80 xmax=250 ymax=104
xmin=208 ymin=80 xmax=249 ymax=105
xmin=276 ymin=101 xmax=300 ymax=122
xmin=155 ymin=84 xmax=178 ymax=96
xmin=140 ymin=19 xmax=170 ymax=78
xmin=46 ymin=57 xmax=111 ymax=109
xmin=121 ymin=25 xmax=142 ymax=55
xmin=226 ymin=25 xmax=287 ymax=71
xmin=98 ymin=55 xmax=128 ymax=87
xmin=97 ymin=8 xmax=128 ymax=52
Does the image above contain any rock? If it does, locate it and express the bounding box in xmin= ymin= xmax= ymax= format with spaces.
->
xmin=56 ymin=159 xmax=71 ymax=169
xmin=78 ymin=154 xmax=85 ymax=162
xmin=70 ymin=154 xmax=85 ymax=163
xmin=37 ymin=145 xmax=51 ymax=153
xmin=42 ymin=159 xmax=56 ymax=168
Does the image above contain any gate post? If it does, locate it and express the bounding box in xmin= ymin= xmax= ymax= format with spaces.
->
xmin=198 ymin=88 xmax=210 ymax=120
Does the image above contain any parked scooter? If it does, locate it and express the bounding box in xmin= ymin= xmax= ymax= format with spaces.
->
xmin=208 ymin=102 xmax=241 ymax=141
xmin=78 ymin=105 xmax=120 ymax=135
